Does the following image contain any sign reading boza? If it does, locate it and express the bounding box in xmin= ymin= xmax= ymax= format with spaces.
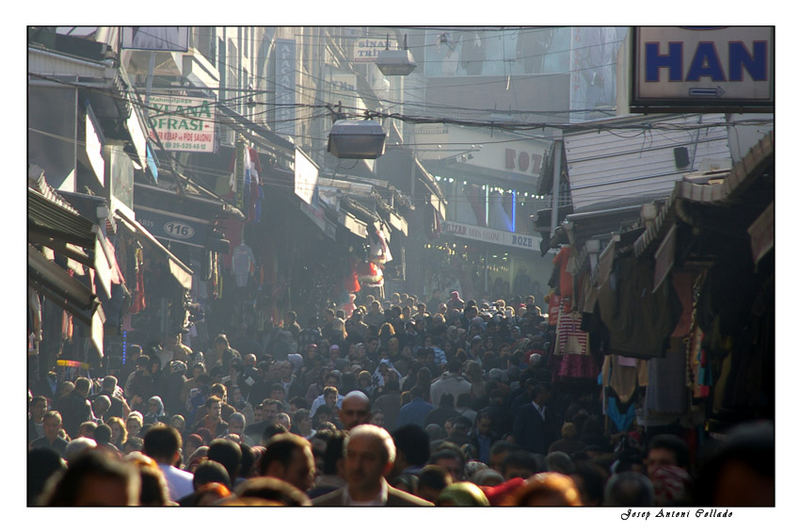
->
xmin=631 ymin=27 xmax=773 ymax=112
xmin=442 ymin=220 xmax=540 ymax=252
xmin=149 ymin=95 xmax=216 ymax=152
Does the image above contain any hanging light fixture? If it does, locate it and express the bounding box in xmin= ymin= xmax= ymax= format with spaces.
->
xmin=377 ymin=34 xmax=417 ymax=76
xmin=327 ymin=119 xmax=386 ymax=159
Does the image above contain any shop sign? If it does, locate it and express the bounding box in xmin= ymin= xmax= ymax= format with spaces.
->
xmin=747 ymin=201 xmax=773 ymax=264
xmin=354 ymin=37 xmax=397 ymax=62
xmin=149 ymin=95 xmax=216 ymax=152
xmin=631 ymin=27 xmax=774 ymax=112
xmin=442 ymin=221 xmax=539 ymax=251
xmin=136 ymin=208 xmax=208 ymax=248
xmin=274 ymin=39 xmax=296 ymax=136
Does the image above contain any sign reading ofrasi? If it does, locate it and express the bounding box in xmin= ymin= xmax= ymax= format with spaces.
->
xmin=149 ymin=95 xmax=216 ymax=152
xmin=631 ymin=27 xmax=773 ymax=112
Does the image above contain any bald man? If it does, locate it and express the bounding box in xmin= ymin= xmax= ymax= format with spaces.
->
xmin=339 ymin=391 xmax=371 ymax=431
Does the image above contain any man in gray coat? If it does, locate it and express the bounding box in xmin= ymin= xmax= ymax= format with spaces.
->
xmin=311 ymin=424 xmax=432 ymax=506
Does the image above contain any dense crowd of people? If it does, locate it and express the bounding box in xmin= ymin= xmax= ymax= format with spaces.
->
xmin=27 ymin=290 xmax=774 ymax=507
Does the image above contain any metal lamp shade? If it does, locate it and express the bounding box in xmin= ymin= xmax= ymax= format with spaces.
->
xmin=327 ymin=119 xmax=387 ymax=159
xmin=376 ymin=49 xmax=417 ymax=76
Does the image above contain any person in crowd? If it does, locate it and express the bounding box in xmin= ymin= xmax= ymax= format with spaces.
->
xmin=503 ymin=472 xmax=582 ymax=506
xmin=308 ymin=429 xmax=347 ymax=499
xmin=65 ymin=436 xmax=98 ymax=463
xmin=142 ymin=424 xmax=194 ymax=502
xmin=31 ymin=410 xmax=68 ymax=458
xmin=56 ymin=377 xmax=94 ymax=438
xmin=415 ymin=464 xmax=452 ymax=503
xmin=107 ymin=416 xmax=128 ymax=450
xmin=231 ymin=477 xmax=311 ymax=506
xmin=312 ymin=424 xmax=432 ymax=506
xmin=692 ymin=421 xmax=774 ymax=506
xmin=338 ymin=390 xmax=372 ymax=430
xmin=91 ymin=395 xmax=111 ymax=425
xmin=93 ymin=424 xmax=120 ymax=457
xmin=604 ymin=471 xmax=654 ymax=506
xmin=192 ymin=395 xmax=229 ymax=438
xmin=28 ymin=395 xmax=48 ymax=443
xmin=372 ymin=380 xmax=402 ymax=431
xmin=124 ymin=451 xmax=171 ymax=506
xmin=258 ymin=432 xmax=315 ymax=492
xmin=40 ymin=450 xmax=141 ymax=506
xmin=28 ymin=447 xmax=66 ymax=505
xmin=512 ymin=381 xmax=552 ymax=454
xmin=429 ymin=447 xmax=467 ymax=482
xmin=397 ymin=386 xmax=434 ymax=428
xmin=436 ymin=481 xmax=490 ymax=506
xmin=179 ymin=460 xmax=232 ymax=507
xmin=207 ymin=438 xmax=242 ymax=487
xmin=126 ymin=411 xmax=144 ymax=441
xmin=390 ymin=424 xmax=431 ymax=483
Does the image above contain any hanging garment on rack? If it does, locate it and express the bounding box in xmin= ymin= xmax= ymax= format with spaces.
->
xmin=607 ymin=396 xmax=637 ymax=432
xmin=644 ymin=338 xmax=687 ymax=415
xmin=232 ymin=243 xmax=256 ymax=288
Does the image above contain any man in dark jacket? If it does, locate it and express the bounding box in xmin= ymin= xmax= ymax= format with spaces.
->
xmin=512 ymin=381 xmax=553 ymax=454
xmin=312 ymin=424 xmax=432 ymax=506
xmin=56 ymin=377 xmax=93 ymax=438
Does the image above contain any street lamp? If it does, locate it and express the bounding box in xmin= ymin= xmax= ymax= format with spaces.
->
xmin=327 ymin=119 xmax=386 ymax=159
xmin=376 ymin=34 xmax=417 ymax=76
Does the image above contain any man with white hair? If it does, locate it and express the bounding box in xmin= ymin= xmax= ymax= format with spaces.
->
xmin=311 ymin=424 xmax=432 ymax=506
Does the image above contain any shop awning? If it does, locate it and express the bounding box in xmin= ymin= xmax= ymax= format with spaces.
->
xmin=634 ymin=130 xmax=774 ymax=258
xmin=114 ymin=209 xmax=194 ymax=290
xmin=28 ymin=185 xmax=118 ymax=298
xmin=28 ymin=244 xmax=105 ymax=356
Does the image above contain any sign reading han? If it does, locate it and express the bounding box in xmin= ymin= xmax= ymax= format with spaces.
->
xmin=631 ymin=27 xmax=773 ymax=112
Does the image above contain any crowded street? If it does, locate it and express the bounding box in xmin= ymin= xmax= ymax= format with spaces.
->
xmin=24 ymin=23 xmax=777 ymax=519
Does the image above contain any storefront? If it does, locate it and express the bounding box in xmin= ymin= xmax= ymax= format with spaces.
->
xmin=28 ymin=178 xmax=111 ymax=381
xmin=553 ymin=131 xmax=774 ymax=443
xmin=429 ymin=219 xmax=552 ymax=304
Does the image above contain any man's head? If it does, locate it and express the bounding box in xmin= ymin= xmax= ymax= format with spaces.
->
xmin=42 ymin=411 xmax=62 ymax=441
xmin=339 ymin=391 xmax=371 ymax=430
xmin=260 ymin=399 xmax=282 ymax=424
xmin=646 ymin=434 xmax=690 ymax=479
xmin=604 ymin=472 xmax=654 ymax=506
xmin=259 ymin=433 xmax=315 ymax=492
xmin=142 ymin=424 xmax=182 ymax=466
xmin=502 ymin=450 xmax=542 ymax=480
xmin=41 ymin=451 xmax=140 ymax=506
xmin=429 ymin=448 xmax=466 ymax=482
xmin=207 ymin=438 xmax=242 ymax=481
xmin=391 ymin=424 xmax=430 ymax=475
xmin=489 ymin=440 xmax=519 ymax=472
xmin=74 ymin=377 xmax=92 ymax=398
xmin=228 ymin=413 xmax=246 ymax=437
xmin=344 ymin=424 xmax=396 ymax=494
xmin=30 ymin=396 xmax=48 ymax=421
